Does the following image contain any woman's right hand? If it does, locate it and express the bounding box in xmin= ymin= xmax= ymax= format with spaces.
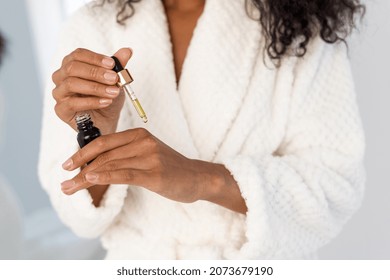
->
xmin=52 ymin=48 xmax=132 ymax=134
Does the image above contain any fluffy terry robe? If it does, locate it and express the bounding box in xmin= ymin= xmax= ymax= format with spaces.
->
xmin=38 ymin=0 xmax=365 ymax=259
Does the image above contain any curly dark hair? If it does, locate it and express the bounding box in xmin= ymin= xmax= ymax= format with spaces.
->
xmin=0 ymin=32 xmax=5 ymax=65
xmin=98 ymin=0 xmax=365 ymax=60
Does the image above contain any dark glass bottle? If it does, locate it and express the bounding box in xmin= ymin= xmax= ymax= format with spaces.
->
xmin=75 ymin=113 xmax=101 ymax=148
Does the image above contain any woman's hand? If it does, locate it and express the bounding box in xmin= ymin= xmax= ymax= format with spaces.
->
xmin=60 ymin=128 xmax=212 ymax=203
xmin=60 ymin=128 xmax=248 ymax=213
xmin=52 ymin=48 xmax=132 ymax=134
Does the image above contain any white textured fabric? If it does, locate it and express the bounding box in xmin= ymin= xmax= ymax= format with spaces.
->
xmin=38 ymin=0 xmax=365 ymax=259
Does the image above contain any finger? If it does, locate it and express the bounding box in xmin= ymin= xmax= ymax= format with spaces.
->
xmin=78 ymin=136 xmax=157 ymax=172
xmin=62 ymin=48 xmax=116 ymax=69
xmin=52 ymin=68 xmax=63 ymax=85
xmin=58 ymin=60 xmax=118 ymax=85
xmin=91 ymin=157 xmax=150 ymax=175
xmin=54 ymin=96 xmax=113 ymax=121
xmin=62 ymin=131 xmax=137 ymax=170
xmin=112 ymin=48 xmax=133 ymax=68
xmin=53 ymin=48 xmax=133 ymax=85
xmin=84 ymin=169 xmax=149 ymax=186
xmin=61 ymin=167 xmax=147 ymax=195
xmin=60 ymin=155 xmax=114 ymax=195
xmin=54 ymin=49 xmax=115 ymax=85
xmin=61 ymin=129 xmax=142 ymax=170
xmin=61 ymin=171 xmax=94 ymax=195
xmin=52 ymin=77 xmax=120 ymax=101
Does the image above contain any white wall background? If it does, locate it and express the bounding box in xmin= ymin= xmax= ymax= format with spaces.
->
xmin=0 ymin=0 xmax=389 ymax=259
xmin=0 ymin=0 xmax=46 ymax=214
xmin=319 ymin=0 xmax=390 ymax=259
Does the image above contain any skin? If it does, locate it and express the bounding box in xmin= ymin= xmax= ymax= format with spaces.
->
xmin=163 ymin=0 xmax=205 ymax=81
xmin=54 ymin=0 xmax=248 ymax=214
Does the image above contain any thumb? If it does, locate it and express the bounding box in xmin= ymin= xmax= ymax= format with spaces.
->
xmin=112 ymin=48 xmax=132 ymax=68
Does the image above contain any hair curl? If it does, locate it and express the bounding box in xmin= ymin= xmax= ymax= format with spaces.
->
xmin=98 ymin=0 xmax=365 ymax=60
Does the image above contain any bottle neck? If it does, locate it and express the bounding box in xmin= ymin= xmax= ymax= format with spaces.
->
xmin=75 ymin=113 xmax=94 ymax=132
xmin=77 ymin=121 xmax=94 ymax=132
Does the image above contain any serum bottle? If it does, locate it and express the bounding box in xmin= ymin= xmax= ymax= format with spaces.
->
xmin=75 ymin=113 xmax=101 ymax=148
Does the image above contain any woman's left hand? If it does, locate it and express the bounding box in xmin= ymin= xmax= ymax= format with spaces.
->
xmin=60 ymin=128 xmax=225 ymax=203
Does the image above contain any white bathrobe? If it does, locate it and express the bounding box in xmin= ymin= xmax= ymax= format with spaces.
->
xmin=38 ymin=0 xmax=365 ymax=259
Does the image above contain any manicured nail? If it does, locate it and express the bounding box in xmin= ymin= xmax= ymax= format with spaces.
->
xmin=62 ymin=158 xmax=73 ymax=170
xmin=104 ymin=71 xmax=117 ymax=82
xmin=86 ymin=173 xmax=99 ymax=182
xmin=106 ymin=86 xmax=120 ymax=96
xmin=99 ymin=98 xmax=112 ymax=106
xmin=102 ymin=57 xmax=114 ymax=68
xmin=61 ymin=180 xmax=75 ymax=190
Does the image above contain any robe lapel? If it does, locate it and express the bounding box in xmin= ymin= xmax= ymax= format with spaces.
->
xmin=114 ymin=0 xmax=262 ymax=161
xmin=114 ymin=0 xmax=200 ymax=158
xmin=178 ymin=0 xmax=262 ymax=161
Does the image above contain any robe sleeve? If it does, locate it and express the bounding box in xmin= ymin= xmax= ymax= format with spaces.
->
xmin=221 ymin=40 xmax=365 ymax=258
xmin=38 ymin=6 xmax=128 ymax=239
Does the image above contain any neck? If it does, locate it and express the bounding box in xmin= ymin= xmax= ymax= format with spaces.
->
xmin=162 ymin=0 xmax=205 ymax=11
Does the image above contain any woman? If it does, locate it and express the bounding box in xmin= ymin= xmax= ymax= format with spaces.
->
xmin=39 ymin=0 xmax=365 ymax=259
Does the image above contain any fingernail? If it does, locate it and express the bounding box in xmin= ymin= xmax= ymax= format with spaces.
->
xmin=104 ymin=71 xmax=117 ymax=82
xmin=106 ymin=87 xmax=120 ymax=96
xmin=86 ymin=173 xmax=98 ymax=182
xmin=99 ymin=98 xmax=112 ymax=106
xmin=102 ymin=57 xmax=114 ymax=68
xmin=61 ymin=180 xmax=75 ymax=190
xmin=62 ymin=158 xmax=73 ymax=170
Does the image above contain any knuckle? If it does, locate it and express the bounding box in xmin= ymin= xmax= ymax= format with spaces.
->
xmin=94 ymin=137 xmax=107 ymax=149
xmin=80 ymin=174 xmax=89 ymax=185
xmin=145 ymin=135 xmax=158 ymax=150
xmin=63 ymin=98 xmax=74 ymax=111
xmin=62 ymin=55 xmax=69 ymax=65
xmin=92 ymin=83 xmax=100 ymax=94
xmin=134 ymin=127 xmax=149 ymax=137
xmin=100 ymin=171 xmax=111 ymax=182
xmin=89 ymin=66 xmax=99 ymax=79
xmin=54 ymin=99 xmax=72 ymax=118
xmin=122 ymin=170 xmax=134 ymax=181
xmin=105 ymin=160 xmax=119 ymax=171
xmin=64 ymin=61 xmax=76 ymax=75
xmin=52 ymin=70 xmax=60 ymax=84
xmin=62 ymin=53 xmax=72 ymax=65
xmin=53 ymin=103 xmax=62 ymax=118
xmin=72 ymin=48 xmax=85 ymax=60
xmin=63 ymin=77 xmax=74 ymax=91
xmin=52 ymin=87 xmax=59 ymax=101
xmin=95 ymin=152 xmax=110 ymax=166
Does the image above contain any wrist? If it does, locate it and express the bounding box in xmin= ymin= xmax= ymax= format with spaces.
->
xmin=192 ymin=161 xmax=247 ymax=214
xmin=88 ymin=184 xmax=110 ymax=207
xmin=196 ymin=162 xmax=229 ymax=202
